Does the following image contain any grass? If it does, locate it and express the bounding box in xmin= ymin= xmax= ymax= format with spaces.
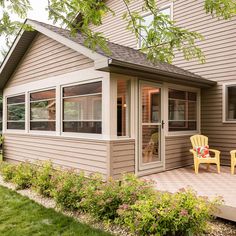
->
xmin=0 ymin=186 xmax=112 ymax=236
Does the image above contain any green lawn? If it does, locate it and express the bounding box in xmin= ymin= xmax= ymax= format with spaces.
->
xmin=0 ymin=186 xmax=112 ymax=236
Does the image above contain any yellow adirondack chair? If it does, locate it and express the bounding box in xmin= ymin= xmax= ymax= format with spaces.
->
xmin=190 ymin=135 xmax=220 ymax=174
xmin=230 ymin=150 xmax=236 ymax=174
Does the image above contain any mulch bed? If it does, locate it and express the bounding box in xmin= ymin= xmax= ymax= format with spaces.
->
xmin=208 ymin=218 xmax=236 ymax=236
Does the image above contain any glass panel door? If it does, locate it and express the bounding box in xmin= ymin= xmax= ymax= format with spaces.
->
xmin=139 ymin=82 xmax=162 ymax=169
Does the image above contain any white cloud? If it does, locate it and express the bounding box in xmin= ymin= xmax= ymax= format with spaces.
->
xmin=27 ymin=0 xmax=51 ymax=23
xmin=0 ymin=0 xmax=53 ymax=61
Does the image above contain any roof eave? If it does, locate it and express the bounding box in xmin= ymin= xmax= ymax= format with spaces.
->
xmin=97 ymin=58 xmax=216 ymax=88
xmin=0 ymin=29 xmax=38 ymax=90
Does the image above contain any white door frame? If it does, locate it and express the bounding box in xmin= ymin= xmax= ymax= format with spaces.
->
xmin=138 ymin=80 xmax=165 ymax=173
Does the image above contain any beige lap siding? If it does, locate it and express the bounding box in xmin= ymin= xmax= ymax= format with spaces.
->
xmin=201 ymin=85 xmax=236 ymax=166
xmin=90 ymin=0 xmax=170 ymax=48
xmin=109 ymin=139 xmax=135 ymax=179
xmin=4 ymin=134 xmax=108 ymax=178
xmin=6 ymin=33 xmax=94 ymax=88
xmin=165 ymin=136 xmax=193 ymax=170
xmin=173 ymin=0 xmax=236 ymax=82
xmin=172 ymin=1 xmax=236 ymax=165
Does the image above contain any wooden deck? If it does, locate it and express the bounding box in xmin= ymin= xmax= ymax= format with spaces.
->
xmin=144 ymin=165 xmax=236 ymax=222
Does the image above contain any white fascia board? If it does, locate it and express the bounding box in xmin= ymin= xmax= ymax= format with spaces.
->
xmin=27 ymin=19 xmax=107 ymax=62
xmin=0 ymin=28 xmax=24 ymax=74
xmin=94 ymin=58 xmax=110 ymax=69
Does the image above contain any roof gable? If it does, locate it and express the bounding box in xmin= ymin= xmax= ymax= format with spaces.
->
xmin=0 ymin=19 xmax=216 ymax=90
xmin=0 ymin=19 xmax=106 ymax=90
xmin=5 ymin=33 xmax=94 ymax=88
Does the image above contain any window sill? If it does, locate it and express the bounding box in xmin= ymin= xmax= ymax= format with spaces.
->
xmin=61 ymin=132 xmax=103 ymax=140
xmin=110 ymin=136 xmax=134 ymax=141
xmin=222 ymin=120 xmax=236 ymax=124
xmin=28 ymin=130 xmax=57 ymax=135
xmin=4 ymin=131 xmax=108 ymax=141
xmin=5 ymin=129 xmax=26 ymax=134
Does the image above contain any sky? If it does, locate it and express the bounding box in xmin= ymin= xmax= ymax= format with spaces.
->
xmin=0 ymin=0 xmax=52 ymax=60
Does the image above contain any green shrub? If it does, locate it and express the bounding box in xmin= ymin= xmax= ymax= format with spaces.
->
xmin=32 ymin=161 xmax=54 ymax=197
xmin=12 ymin=162 xmax=36 ymax=189
xmin=0 ymin=162 xmax=16 ymax=182
xmin=119 ymin=174 xmax=155 ymax=204
xmin=80 ymin=174 xmax=155 ymax=221
xmin=117 ymin=189 xmax=221 ymax=236
xmin=51 ymin=169 xmax=86 ymax=210
xmin=80 ymin=175 xmax=120 ymax=220
xmin=0 ymin=161 xmax=221 ymax=235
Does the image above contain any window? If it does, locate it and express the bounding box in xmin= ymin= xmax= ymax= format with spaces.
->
xmin=139 ymin=5 xmax=171 ymax=48
xmin=63 ymin=81 xmax=102 ymax=134
xmin=168 ymin=89 xmax=197 ymax=132
xmin=0 ymin=99 xmax=2 ymax=133
xmin=149 ymin=90 xmax=160 ymax=123
xmin=30 ymin=89 xmax=56 ymax=131
xmin=117 ymin=79 xmax=130 ymax=136
xmin=7 ymin=94 xmax=25 ymax=130
xmin=225 ymin=85 xmax=236 ymax=121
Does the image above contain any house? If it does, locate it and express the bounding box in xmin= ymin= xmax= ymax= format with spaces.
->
xmin=0 ymin=0 xmax=235 ymax=179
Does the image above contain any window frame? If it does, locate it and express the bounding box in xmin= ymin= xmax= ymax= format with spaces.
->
xmin=116 ymin=78 xmax=131 ymax=138
xmin=223 ymin=83 xmax=236 ymax=123
xmin=6 ymin=93 xmax=26 ymax=132
xmin=137 ymin=2 xmax=173 ymax=49
xmin=29 ymin=88 xmax=57 ymax=132
xmin=166 ymin=84 xmax=200 ymax=137
xmin=61 ymin=80 xmax=103 ymax=137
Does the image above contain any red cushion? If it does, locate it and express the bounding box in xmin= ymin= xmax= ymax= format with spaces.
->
xmin=194 ymin=145 xmax=210 ymax=158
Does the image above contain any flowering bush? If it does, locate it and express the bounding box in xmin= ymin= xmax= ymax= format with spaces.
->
xmin=81 ymin=174 xmax=157 ymax=221
xmin=80 ymin=175 xmax=121 ymax=220
xmin=51 ymin=169 xmax=86 ymax=210
xmin=117 ymin=189 xmax=221 ymax=236
xmin=0 ymin=161 xmax=221 ymax=235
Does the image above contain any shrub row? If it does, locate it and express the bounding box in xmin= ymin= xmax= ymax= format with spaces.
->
xmin=0 ymin=161 xmax=221 ymax=236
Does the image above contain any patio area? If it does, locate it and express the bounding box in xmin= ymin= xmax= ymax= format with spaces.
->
xmin=144 ymin=165 xmax=236 ymax=222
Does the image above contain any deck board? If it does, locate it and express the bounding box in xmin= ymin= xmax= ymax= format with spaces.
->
xmin=144 ymin=166 xmax=236 ymax=222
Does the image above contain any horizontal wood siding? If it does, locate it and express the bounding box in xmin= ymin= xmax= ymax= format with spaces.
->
xmin=110 ymin=139 xmax=135 ymax=179
xmin=165 ymin=136 xmax=193 ymax=170
xmin=172 ymin=0 xmax=236 ymax=165
xmin=173 ymin=0 xmax=236 ymax=83
xmin=90 ymin=0 xmax=169 ymax=48
xmin=6 ymin=33 xmax=94 ymax=88
xmin=90 ymin=0 xmax=236 ymax=168
xmin=4 ymin=134 xmax=108 ymax=178
xmin=201 ymin=85 xmax=233 ymax=165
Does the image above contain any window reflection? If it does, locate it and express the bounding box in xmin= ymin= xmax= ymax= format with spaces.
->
xmin=30 ymin=89 xmax=56 ymax=131
xmin=117 ymin=79 xmax=130 ymax=136
xmin=168 ymin=89 xmax=197 ymax=131
xmin=7 ymin=94 xmax=25 ymax=130
xmin=63 ymin=82 xmax=102 ymax=134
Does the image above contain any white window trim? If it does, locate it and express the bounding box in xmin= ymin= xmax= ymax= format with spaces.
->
xmin=60 ymin=79 xmax=103 ymax=138
xmin=116 ymin=78 xmax=131 ymax=138
xmin=28 ymin=87 xmax=56 ymax=135
xmin=165 ymin=83 xmax=201 ymax=137
xmin=3 ymin=69 xmax=110 ymax=140
xmin=223 ymin=83 xmax=236 ymax=123
xmin=5 ymin=93 xmax=26 ymax=133
xmin=138 ymin=80 xmax=165 ymax=171
xmin=137 ymin=2 xmax=174 ymax=49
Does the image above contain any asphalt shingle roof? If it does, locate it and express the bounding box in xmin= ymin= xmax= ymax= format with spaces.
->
xmin=31 ymin=20 xmax=204 ymax=80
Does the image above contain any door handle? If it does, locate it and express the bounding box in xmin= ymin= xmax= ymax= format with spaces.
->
xmin=161 ymin=120 xmax=165 ymax=129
